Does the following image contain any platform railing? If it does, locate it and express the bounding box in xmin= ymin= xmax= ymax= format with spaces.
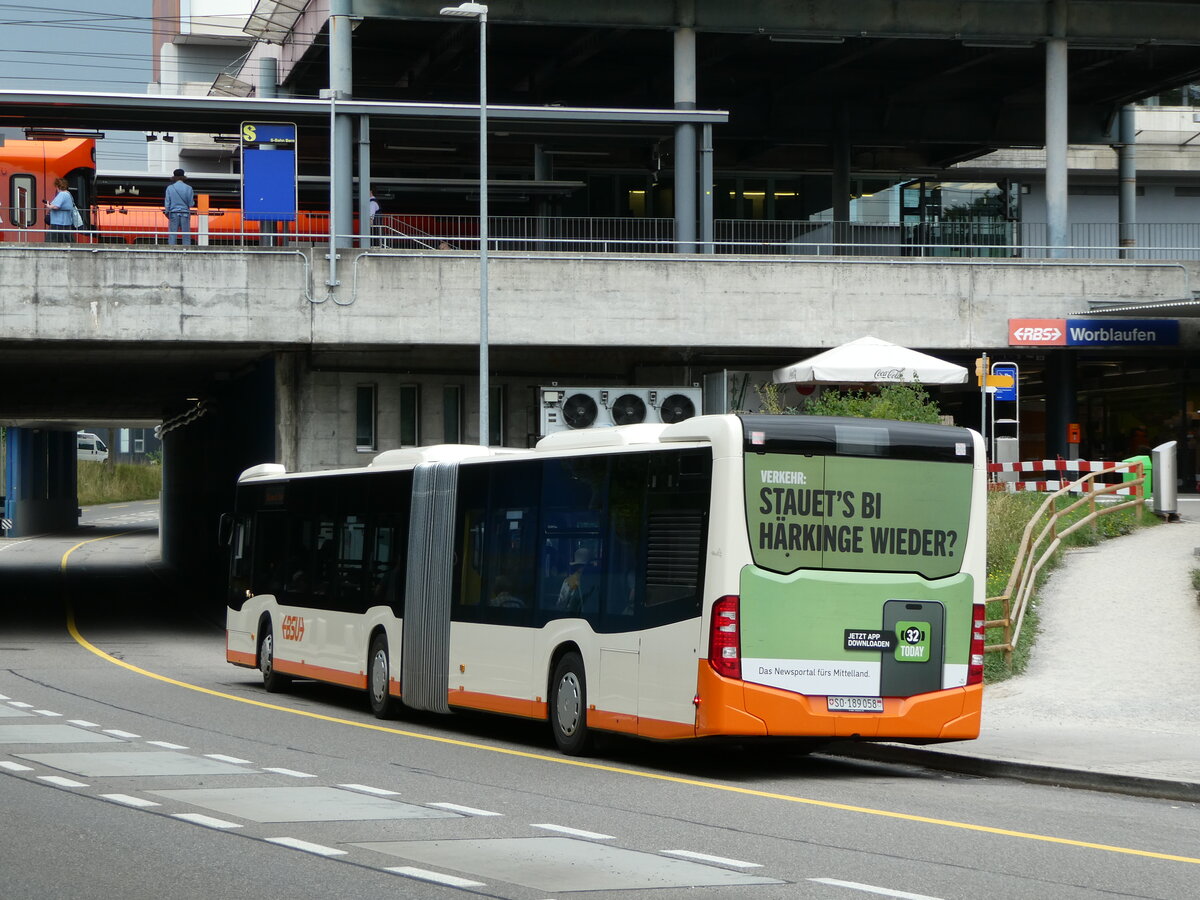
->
xmin=12 ymin=214 xmax=1200 ymax=259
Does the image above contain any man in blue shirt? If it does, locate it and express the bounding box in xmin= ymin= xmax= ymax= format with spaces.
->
xmin=164 ymin=168 xmax=195 ymax=246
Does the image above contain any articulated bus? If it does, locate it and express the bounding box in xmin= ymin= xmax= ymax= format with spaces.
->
xmin=224 ymin=414 xmax=986 ymax=754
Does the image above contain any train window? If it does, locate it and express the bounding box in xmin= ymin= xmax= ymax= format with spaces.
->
xmin=10 ymin=174 xmax=35 ymax=228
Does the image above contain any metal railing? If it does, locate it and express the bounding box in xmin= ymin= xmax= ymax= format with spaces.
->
xmin=984 ymin=463 xmax=1145 ymax=668
xmin=11 ymin=213 xmax=1200 ymax=259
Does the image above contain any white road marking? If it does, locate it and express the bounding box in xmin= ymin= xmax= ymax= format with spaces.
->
xmin=0 ymin=539 xmax=34 ymax=553
xmin=33 ymin=710 xmax=62 ymax=717
xmin=68 ymin=720 xmax=99 ymax=728
xmin=262 ymin=767 xmax=316 ymax=778
xmin=39 ymin=776 xmax=88 ymax=788
xmin=661 ymin=849 xmax=761 ymax=868
xmin=266 ymin=837 xmax=347 ymax=857
xmin=102 ymin=794 xmax=161 ymax=808
xmin=531 ymin=823 xmax=614 ymax=839
xmin=9 ymin=702 xmax=34 ymax=708
xmin=205 ymin=753 xmax=251 ymax=764
xmin=146 ymin=741 xmax=188 ymax=750
xmin=338 ymin=783 xmax=399 ymax=796
xmin=809 ymin=878 xmax=946 ymax=900
xmin=103 ymin=729 xmax=140 ymax=739
xmin=0 ymin=761 xmax=33 ymax=772
xmin=385 ymin=867 xmax=486 ymax=888
xmin=427 ymin=802 xmax=502 ymax=816
xmin=0 ymin=694 xmax=8 ymax=700
xmin=172 ymin=813 xmax=242 ymax=829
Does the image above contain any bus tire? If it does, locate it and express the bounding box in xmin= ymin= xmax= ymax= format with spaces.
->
xmin=550 ymin=651 xmax=593 ymax=756
xmin=368 ymin=634 xmax=401 ymax=719
xmin=259 ymin=623 xmax=291 ymax=693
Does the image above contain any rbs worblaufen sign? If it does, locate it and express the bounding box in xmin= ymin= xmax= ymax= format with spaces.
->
xmin=1008 ymin=317 xmax=1179 ymax=347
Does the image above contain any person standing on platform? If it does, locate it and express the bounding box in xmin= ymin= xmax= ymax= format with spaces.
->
xmin=46 ymin=177 xmax=76 ymax=244
xmin=164 ymin=168 xmax=195 ymax=246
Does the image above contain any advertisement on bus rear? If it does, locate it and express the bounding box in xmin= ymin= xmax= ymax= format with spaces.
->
xmin=739 ymin=452 xmax=975 ymax=698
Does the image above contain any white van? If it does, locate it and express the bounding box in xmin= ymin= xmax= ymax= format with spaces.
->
xmin=77 ymin=432 xmax=109 ymax=462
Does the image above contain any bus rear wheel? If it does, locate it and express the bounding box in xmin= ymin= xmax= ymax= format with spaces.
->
xmin=550 ymin=652 xmax=593 ymax=756
xmin=368 ymin=634 xmax=401 ymax=719
xmin=259 ymin=624 xmax=291 ymax=693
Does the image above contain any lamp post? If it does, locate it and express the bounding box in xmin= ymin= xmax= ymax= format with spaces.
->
xmin=440 ymin=1 xmax=489 ymax=446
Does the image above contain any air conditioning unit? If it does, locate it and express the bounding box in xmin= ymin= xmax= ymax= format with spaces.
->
xmin=538 ymin=386 xmax=703 ymax=436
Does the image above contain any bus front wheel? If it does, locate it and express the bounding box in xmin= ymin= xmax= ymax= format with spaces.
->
xmin=259 ymin=624 xmax=291 ymax=693
xmin=368 ymin=634 xmax=401 ymax=719
xmin=550 ymin=652 xmax=593 ymax=756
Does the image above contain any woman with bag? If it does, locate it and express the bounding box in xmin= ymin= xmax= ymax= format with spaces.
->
xmin=47 ymin=177 xmax=77 ymax=244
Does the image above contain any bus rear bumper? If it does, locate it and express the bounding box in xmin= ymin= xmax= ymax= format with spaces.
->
xmin=694 ymin=663 xmax=982 ymax=741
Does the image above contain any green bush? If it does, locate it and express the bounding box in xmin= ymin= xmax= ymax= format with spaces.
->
xmin=78 ymin=461 xmax=162 ymax=505
xmin=774 ymin=382 xmax=945 ymax=424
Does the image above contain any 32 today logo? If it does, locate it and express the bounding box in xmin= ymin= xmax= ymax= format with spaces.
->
xmin=894 ymin=621 xmax=930 ymax=662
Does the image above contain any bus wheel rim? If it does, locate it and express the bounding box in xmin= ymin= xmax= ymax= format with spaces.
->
xmin=261 ymin=633 xmax=273 ymax=676
xmin=557 ymin=672 xmax=581 ymax=736
xmin=371 ymin=650 xmax=388 ymax=703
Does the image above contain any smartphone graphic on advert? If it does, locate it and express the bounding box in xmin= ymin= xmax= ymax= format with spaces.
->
xmin=880 ymin=599 xmax=945 ymax=698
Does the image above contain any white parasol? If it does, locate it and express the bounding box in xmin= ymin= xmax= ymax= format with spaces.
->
xmin=772 ymin=336 xmax=968 ymax=385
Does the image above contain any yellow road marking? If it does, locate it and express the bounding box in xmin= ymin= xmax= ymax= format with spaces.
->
xmin=59 ymin=534 xmax=1200 ymax=867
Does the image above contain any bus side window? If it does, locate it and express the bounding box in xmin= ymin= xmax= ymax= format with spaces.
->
xmin=539 ymin=457 xmax=607 ymax=621
xmin=641 ymin=449 xmax=711 ymax=627
xmin=602 ymin=453 xmax=648 ymax=628
xmin=251 ymin=511 xmax=289 ymax=597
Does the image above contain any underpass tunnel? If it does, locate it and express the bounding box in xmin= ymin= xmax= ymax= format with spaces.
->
xmin=1 ymin=353 xmax=279 ymax=612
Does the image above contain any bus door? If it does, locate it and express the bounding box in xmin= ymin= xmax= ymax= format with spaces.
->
xmin=630 ymin=450 xmax=712 ymax=736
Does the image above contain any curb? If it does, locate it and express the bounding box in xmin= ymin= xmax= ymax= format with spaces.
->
xmin=822 ymin=741 xmax=1200 ymax=804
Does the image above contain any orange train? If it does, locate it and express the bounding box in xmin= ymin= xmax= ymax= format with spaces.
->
xmin=0 ymin=136 xmax=431 ymax=245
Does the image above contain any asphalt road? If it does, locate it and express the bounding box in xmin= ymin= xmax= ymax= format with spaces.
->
xmin=1 ymin=508 xmax=1197 ymax=899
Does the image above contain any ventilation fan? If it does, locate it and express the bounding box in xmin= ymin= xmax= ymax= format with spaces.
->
xmin=610 ymin=393 xmax=648 ymax=425
xmin=659 ymin=393 xmax=697 ymax=424
xmin=562 ymin=392 xmax=599 ymax=429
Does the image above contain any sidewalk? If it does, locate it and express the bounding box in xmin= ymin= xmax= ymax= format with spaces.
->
xmin=833 ymin=501 xmax=1200 ymax=802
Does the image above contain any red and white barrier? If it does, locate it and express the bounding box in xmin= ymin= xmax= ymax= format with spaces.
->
xmin=986 ymin=459 xmax=1143 ymax=495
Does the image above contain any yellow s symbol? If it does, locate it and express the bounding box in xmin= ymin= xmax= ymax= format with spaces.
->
xmin=242 ymin=124 xmax=257 ymax=143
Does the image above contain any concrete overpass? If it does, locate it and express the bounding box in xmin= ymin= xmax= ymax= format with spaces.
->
xmin=1 ymin=242 xmax=1196 ymax=585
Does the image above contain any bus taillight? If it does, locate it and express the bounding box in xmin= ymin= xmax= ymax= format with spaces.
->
xmin=967 ymin=603 xmax=986 ymax=686
xmin=708 ymin=595 xmax=741 ymax=679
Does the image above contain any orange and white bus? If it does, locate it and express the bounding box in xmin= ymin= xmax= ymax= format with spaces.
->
xmin=224 ymin=414 xmax=986 ymax=754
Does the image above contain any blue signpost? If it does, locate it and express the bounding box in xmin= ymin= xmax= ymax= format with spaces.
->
xmin=241 ymin=122 xmax=297 ymax=224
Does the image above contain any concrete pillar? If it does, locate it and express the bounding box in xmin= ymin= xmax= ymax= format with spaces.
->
xmin=1043 ymin=351 xmax=1077 ymax=459
xmin=160 ymin=360 xmax=277 ymax=605
xmin=700 ymin=123 xmax=714 ymax=253
xmin=534 ymin=144 xmax=551 ymax=248
xmin=1117 ymin=104 xmax=1137 ymax=259
xmin=1045 ymin=0 xmax=1069 ymax=258
xmin=832 ymin=107 xmax=852 ymax=248
xmin=259 ymin=55 xmax=278 ymax=99
xmin=329 ymin=0 xmax=355 ymax=249
xmin=673 ymin=23 xmax=697 ymax=253
xmin=2 ymin=428 xmax=77 ymax=537
xmin=358 ymin=115 xmax=372 ymax=246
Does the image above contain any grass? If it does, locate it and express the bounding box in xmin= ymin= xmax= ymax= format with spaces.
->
xmin=983 ymin=489 xmax=1154 ymax=683
xmin=78 ymin=460 xmax=162 ymax=505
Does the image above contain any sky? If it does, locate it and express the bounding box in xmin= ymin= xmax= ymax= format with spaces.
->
xmin=0 ymin=2 xmax=154 ymax=169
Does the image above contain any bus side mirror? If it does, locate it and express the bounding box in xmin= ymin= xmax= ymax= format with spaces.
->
xmin=217 ymin=513 xmax=236 ymax=547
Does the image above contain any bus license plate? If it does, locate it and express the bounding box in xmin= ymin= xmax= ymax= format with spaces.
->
xmin=827 ymin=696 xmax=883 ymax=713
